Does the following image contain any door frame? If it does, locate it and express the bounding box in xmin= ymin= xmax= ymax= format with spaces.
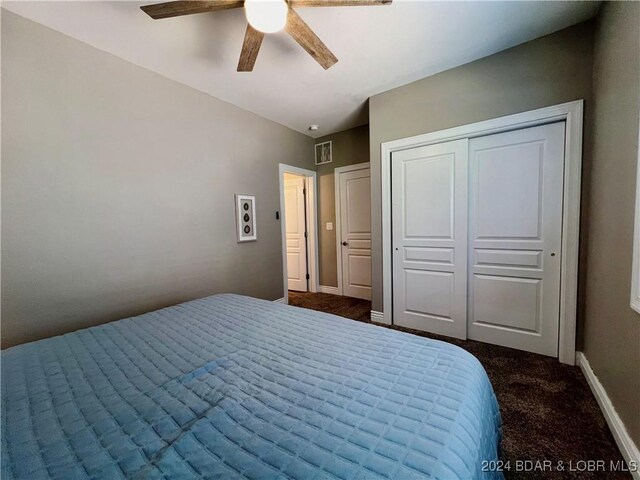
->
xmin=334 ymin=162 xmax=371 ymax=296
xmin=279 ymin=164 xmax=319 ymax=304
xmin=380 ymin=100 xmax=584 ymax=365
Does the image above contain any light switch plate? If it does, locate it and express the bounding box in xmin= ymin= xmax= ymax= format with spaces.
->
xmin=326 ymin=222 xmax=333 ymax=231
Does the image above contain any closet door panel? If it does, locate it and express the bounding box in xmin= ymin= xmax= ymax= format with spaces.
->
xmin=392 ymin=139 xmax=468 ymax=339
xmin=467 ymin=122 xmax=565 ymax=357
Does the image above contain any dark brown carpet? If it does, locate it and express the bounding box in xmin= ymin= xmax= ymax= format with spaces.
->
xmin=288 ymin=291 xmax=630 ymax=479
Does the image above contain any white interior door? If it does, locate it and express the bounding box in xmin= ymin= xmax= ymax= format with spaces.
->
xmin=467 ymin=122 xmax=564 ymax=356
xmin=284 ymin=175 xmax=307 ymax=292
xmin=338 ymin=167 xmax=371 ymax=300
xmin=392 ymin=139 xmax=468 ymax=339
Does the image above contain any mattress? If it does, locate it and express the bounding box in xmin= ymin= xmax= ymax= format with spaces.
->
xmin=1 ymin=294 xmax=502 ymax=479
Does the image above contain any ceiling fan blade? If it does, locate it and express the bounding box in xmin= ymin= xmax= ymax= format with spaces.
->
xmin=285 ymin=9 xmax=338 ymax=70
xmin=289 ymin=0 xmax=391 ymax=6
xmin=141 ymin=1 xmax=244 ymax=19
xmin=237 ymin=24 xmax=265 ymax=72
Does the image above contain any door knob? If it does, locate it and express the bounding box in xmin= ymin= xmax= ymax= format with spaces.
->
xmin=342 ymin=241 xmax=349 ymax=246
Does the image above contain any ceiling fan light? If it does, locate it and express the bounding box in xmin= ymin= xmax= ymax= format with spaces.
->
xmin=245 ymin=0 xmax=288 ymax=34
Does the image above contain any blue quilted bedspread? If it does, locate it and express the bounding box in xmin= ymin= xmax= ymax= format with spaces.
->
xmin=1 ymin=294 xmax=502 ymax=479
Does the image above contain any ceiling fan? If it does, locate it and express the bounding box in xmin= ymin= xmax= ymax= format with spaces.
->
xmin=140 ymin=0 xmax=392 ymax=72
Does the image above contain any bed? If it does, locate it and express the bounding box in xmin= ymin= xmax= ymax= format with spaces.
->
xmin=1 ymin=294 xmax=502 ymax=479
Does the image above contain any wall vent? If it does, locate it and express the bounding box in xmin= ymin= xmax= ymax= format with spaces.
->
xmin=315 ymin=141 xmax=332 ymax=165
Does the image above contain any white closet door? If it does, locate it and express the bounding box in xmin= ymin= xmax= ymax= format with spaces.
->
xmin=467 ymin=122 xmax=564 ymax=356
xmin=339 ymin=167 xmax=372 ymax=300
xmin=392 ymin=139 xmax=468 ymax=339
xmin=284 ymin=176 xmax=308 ymax=292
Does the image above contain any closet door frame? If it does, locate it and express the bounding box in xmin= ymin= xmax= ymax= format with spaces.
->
xmin=380 ymin=100 xmax=584 ymax=365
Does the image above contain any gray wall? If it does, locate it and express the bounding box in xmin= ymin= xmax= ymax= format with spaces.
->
xmin=369 ymin=20 xmax=595 ymax=313
xmin=582 ymin=1 xmax=640 ymax=446
xmin=1 ymin=11 xmax=314 ymax=348
xmin=315 ymin=125 xmax=369 ymax=287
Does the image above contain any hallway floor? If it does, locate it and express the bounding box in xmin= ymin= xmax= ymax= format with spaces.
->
xmin=288 ymin=290 xmax=371 ymax=322
xmin=287 ymin=291 xmax=629 ymax=479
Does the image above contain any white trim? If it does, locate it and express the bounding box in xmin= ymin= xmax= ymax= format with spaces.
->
xmin=370 ymin=310 xmax=388 ymax=324
xmin=318 ymin=285 xmax=340 ymax=295
xmin=334 ymin=162 xmax=371 ymax=296
xmin=272 ymin=297 xmax=286 ymax=304
xmin=279 ymin=164 xmax=320 ymax=304
xmin=307 ymin=175 xmax=319 ymax=295
xmin=577 ymin=352 xmax=640 ymax=478
xmin=334 ymin=162 xmax=372 ymax=174
xmin=381 ymin=100 xmax=584 ymax=365
xmin=631 ymin=120 xmax=640 ymax=313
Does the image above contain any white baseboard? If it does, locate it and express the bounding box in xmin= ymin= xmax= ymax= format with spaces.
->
xmin=272 ymin=297 xmax=286 ymax=304
xmin=577 ymin=352 xmax=640 ymax=479
xmin=318 ymin=285 xmax=340 ymax=295
xmin=371 ymin=310 xmax=390 ymax=324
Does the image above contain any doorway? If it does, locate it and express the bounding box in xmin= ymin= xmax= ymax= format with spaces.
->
xmin=279 ymin=164 xmax=318 ymax=304
xmin=335 ymin=163 xmax=372 ymax=300
xmin=284 ymin=172 xmax=308 ymax=292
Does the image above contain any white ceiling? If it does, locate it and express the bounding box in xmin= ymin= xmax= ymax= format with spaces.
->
xmin=3 ymin=1 xmax=600 ymax=137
